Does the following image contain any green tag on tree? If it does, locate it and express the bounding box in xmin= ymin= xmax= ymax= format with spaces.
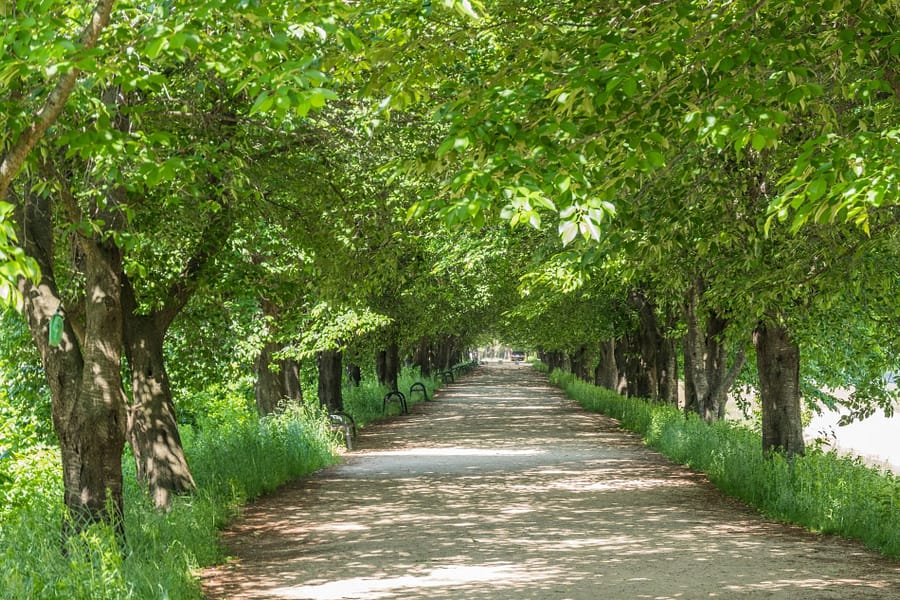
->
xmin=49 ymin=312 xmax=64 ymax=347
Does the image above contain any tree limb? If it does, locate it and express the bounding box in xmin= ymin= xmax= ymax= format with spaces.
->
xmin=0 ymin=0 xmax=116 ymax=204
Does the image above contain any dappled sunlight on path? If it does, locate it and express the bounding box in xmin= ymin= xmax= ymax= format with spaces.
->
xmin=202 ymin=364 xmax=900 ymax=599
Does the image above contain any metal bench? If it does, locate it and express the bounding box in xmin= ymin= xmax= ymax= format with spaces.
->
xmin=329 ymin=412 xmax=357 ymax=450
xmin=382 ymin=390 xmax=408 ymax=415
xmin=409 ymin=381 xmax=429 ymax=402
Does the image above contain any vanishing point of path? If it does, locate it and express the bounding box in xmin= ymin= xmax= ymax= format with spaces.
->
xmin=202 ymin=364 xmax=900 ymax=599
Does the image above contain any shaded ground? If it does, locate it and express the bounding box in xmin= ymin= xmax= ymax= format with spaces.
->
xmin=202 ymin=364 xmax=900 ymax=599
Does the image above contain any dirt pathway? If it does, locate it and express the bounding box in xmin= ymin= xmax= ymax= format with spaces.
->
xmin=201 ymin=364 xmax=900 ymax=599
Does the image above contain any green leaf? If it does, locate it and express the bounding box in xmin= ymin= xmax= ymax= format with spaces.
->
xmin=249 ymin=91 xmax=274 ymax=115
xmin=751 ymin=132 xmax=767 ymax=151
xmin=806 ymin=178 xmax=827 ymax=202
xmin=559 ymin=220 xmax=578 ymax=246
xmin=646 ymin=151 xmax=665 ymax=169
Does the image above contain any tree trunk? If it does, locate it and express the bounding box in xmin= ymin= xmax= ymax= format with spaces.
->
xmin=254 ymin=299 xmax=302 ymax=415
xmin=435 ymin=334 xmax=458 ymax=371
xmin=15 ymin=189 xmax=127 ymax=540
xmin=384 ymin=341 xmax=400 ymax=391
xmin=254 ymin=340 xmax=302 ymax=415
xmin=545 ymin=349 xmax=566 ymax=372
xmin=412 ymin=337 xmax=432 ymax=377
xmin=594 ymin=339 xmax=618 ymax=390
xmin=682 ymin=330 xmax=700 ymax=417
xmin=683 ymin=282 xmax=710 ymax=418
xmin=375 ymin=348 xmax=388 ymax=385
xmin=346 ymin=363 xmax=361 ymax=387
xmin=121 ymin=289 xmax=195 ymax=510
xmin=629 ymin=291 xmax=660 ymax=399
xmin=255 ymin=339 xmax=284 ymax=415
xmin=568 ymin=344 xmax=590 ymax=381
xmin=317 ymin=349 xmax=344 ymax=412
xmin=620 ymin=332 xmax=650 ymax=398
xmin=753 ymin=321 xmax=804 ymax=457
xmin=683 ymin=280 xmax=746 ymax=422
xmin=77 ymin=240 xmax=129 ymax=532
xmin=657 ymin=336 xmax=678 ymax=405
xmin=614 ymin=338 xmax=628 ymax=393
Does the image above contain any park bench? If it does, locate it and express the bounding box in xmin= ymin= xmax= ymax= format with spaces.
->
xmin=409 ymin=381 xmax=429 ymax=402
xmin=329 ymin=412 xmax=357 ymax=450
xmin=382 ymin=390 xmax=408 ymax=415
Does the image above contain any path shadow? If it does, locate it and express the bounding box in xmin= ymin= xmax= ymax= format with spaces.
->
xmin=203 ymin=364 xmax=900 ymax=599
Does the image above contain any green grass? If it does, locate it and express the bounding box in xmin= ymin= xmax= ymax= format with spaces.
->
xmin=547 ymin=367 xmax=900 ymax=557
xmin=342 ymin=369 xmax=439 ymax=427
xmin=0 ymin=401 xmax=338 ymax=600
xmin=0 ymin=367 xmax=441 ymax=599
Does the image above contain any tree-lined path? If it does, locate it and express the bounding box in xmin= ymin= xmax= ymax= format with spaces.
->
xmin=201 ymin=364 xmax=900 ymax=599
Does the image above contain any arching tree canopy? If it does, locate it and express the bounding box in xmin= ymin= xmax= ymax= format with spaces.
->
xmin=0 ymin=0 xmax=897 ymax=554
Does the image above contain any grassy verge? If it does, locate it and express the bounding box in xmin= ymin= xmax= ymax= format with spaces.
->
xmin=1 ymin=402 xmax=338 ymax=600
xmin=342 ymin=369 xmax=439 ymax=427
xmin=545 ymin=367 xmax=900 ymax=557
xmin=0 ymin=368 xmax=440 ymax=599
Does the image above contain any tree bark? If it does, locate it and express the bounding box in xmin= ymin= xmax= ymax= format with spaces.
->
xmin=317 ymin=349 xmax=344 ymax=412
xmin=346 ymin=363 xmax=361 ymax=387
xmin=568 ymin=344 xmax=591 ymax=381
xmin=629 ymin=291 xmax=660 ymax=399
xmin=375 ymin=348 xmax=388 ymax=385
xmin=412 ymin=336 xmax=432 ymax=377
xmin=614 ymin=338 xmax=628 ymax=393
xmin=683 ymin=281 xmax=711 ymax=418
xmin=434 ymin=334 xmax=456 ymax=371
xmin=683 ymin=280 xmax=747 ymax=422
xmin=753 ymin=321 xmax=805 ymax=457
xmin=594 ymin=339 xmax=618 ymax=390
xmin=15 ymin=188 xmax=128 ymax=540
xmin=384 ymin=341 xmax=400 ymax=391
xmin=620 ymin=332 xmax=650 ymax=398
xmin=121 ymin=280 xmax=195 ymax=510
xmin=70 ymin=238 xmax=128 ymax=537
xmin=545 ymin=349 xmax=566 ymax=372
xmin=657 ymin=336 xmax=678 ymax=405
xmin=254 ymin=298 xmax=302 ymax=415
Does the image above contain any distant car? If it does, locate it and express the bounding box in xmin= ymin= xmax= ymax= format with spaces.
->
xmin=510 ymin=351 xmax=526 ymax=362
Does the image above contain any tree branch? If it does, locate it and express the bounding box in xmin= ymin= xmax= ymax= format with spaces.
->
xmin=0 ymin=0 xmax=116 ymax=204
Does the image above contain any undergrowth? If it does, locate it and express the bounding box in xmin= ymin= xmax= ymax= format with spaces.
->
xmin=0 ymin=367 xmax=441 ymax=599
xmin=342 ymin=369 xmax=438 ymax=427
xmin=547 ymin=368 xmax=900 ymax=557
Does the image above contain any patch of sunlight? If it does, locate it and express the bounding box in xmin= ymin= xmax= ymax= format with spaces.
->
xmin=368 ymin=447 xmax=545 ymax=457
xmin=500 ymin=504 xmax=535 ymax=515
xmin=309 ymin=522 xmax=370 ymax=533
xmin=507 ymin=535 xmax=659 ymax=554
xmin=725 ymin=577 xmax=893 ymax=592
xmin=550 ymin=477 xmax=690 ymax=491
xmin=270 ymin=563 xmax=558 ymax=599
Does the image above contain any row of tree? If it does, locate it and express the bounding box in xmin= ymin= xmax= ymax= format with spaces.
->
xmin=0 ymin=0 xmax=506 ymax=539
xmin=421 ymin=0 xmax=898 ymax=457
xmin=1 ymin=0 xmax=897 ymax=547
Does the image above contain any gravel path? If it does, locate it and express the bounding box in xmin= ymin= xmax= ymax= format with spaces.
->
xmin=201 ymin=363 xmax=900 ymax=599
